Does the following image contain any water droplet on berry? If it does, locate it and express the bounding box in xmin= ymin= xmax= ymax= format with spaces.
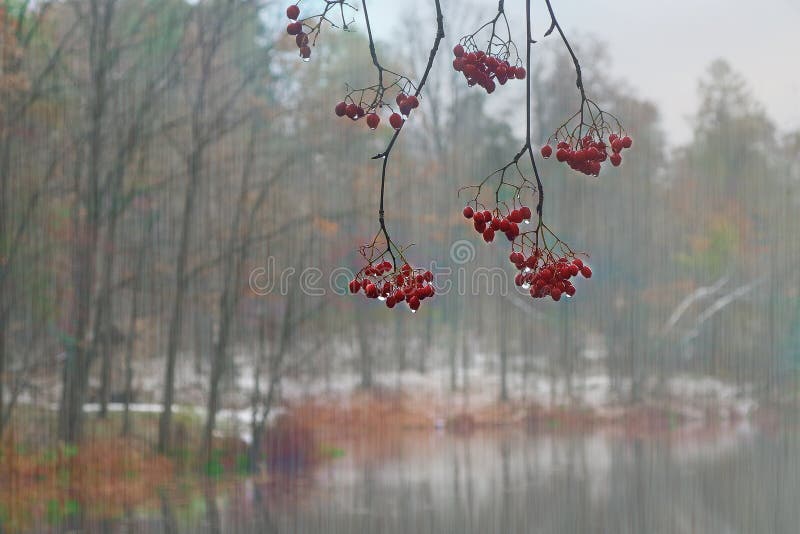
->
xmin=523 ymin=219 xmax=530 ymax=225
xmin=522 ymin=282 xmax=531 ymax=290
xmin=410 ymin=309 xmax=417 ymax=314
xmin=302 ymin=57 xmax=311 ymax=63
xmin=378 ymin=295 xmax=386 ymax=301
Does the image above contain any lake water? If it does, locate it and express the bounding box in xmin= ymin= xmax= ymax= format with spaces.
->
xmin=26 ymin=425 xmax=800 ymax=533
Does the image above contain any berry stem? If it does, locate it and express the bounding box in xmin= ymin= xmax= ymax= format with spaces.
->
xmin=363 ymin=0 xmax=444 ymax=267
xmin=525 ymin=0 xmax=544 ymax=226
xmin=543 ymin=0 xmax=586 ymax=139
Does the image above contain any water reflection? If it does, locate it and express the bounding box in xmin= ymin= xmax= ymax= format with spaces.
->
xmin=21 ymin=426 xmax=800 ymax=534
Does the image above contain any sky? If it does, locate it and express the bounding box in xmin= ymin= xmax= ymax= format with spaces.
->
xmin=369 ymin=0 xmax=800 ymax=146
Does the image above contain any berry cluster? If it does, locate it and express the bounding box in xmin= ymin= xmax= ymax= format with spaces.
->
xmin=285 ymin=5 xmax=312 ymax=61
xmin=333 ymin=92 xmax=419 ymax=131
xmin=462 ymin=205 xmax=531 ymax=243
xmin=541 ymin=133 xmax=633 ymax=176
xmin=510 ymin=252 xmax=591 ymax=301
xmin=452 ymin=44 xmax=525 ymax=94
xmin=462 ymin=197 xmax=591 ymax=302
xmin=349 ymin=261 xmax=435 ymax=312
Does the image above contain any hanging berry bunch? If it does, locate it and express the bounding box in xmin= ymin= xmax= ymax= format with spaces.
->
xmin=537 ymin=0 xmax=633 ymax=177
xmin=451 ymin=1 xmax=524 ymax=94
xmin=462 ymin=205 xmax=530 ymax=244
xmin=285 ymin=1 xmax=357 ymax=61
xmin=285 ymin=0 xmax=444 ymax=312
xmin=507 ymin=226 xmax=592 ymax=301
xmin=509 ymin=250 xmax=591 ymax=301
xmin=460 ymin=174 xmax=590 ymax=303
xmin=349 ymin=243 xmax=435 ymax=312
xmin=539 ymin=103 xmax=633 ymax=176
xmin=333 ymin=79 xmax=420 ymax=131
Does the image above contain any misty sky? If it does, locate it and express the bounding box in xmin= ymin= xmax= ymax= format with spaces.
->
xmin=369 ymin=0 xmax=799 ymax=146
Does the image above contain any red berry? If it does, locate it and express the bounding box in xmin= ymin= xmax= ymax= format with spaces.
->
xmin=491 ymin=217 xmax=502 ymax=230
xmin=366 ymin=283 xmax=378 ymax=298
xmin=406 ymin=95 xmax=419 ymax=109
xmin=296 ymin=33 xmax=309 ymax=47
xmin=610 ymin=153 xmax=622 ymax=167
xmin=541 ymin=145 xmax=553 ymax=158
xmin=515 ymin=67 xmax=526 ymax=80
xmin=395 ymin=93 xmax=406 ymax=107
xmin=346 ymin=103 xmax=358 ymax=119
xmin=556 ymin=148 xmax=569 ymax=162
xmin=482 ymin=210 xmax=492 ymax=221
xmin=366 ymin=113 xmax=380 ymax=129
xmin=349 ymin=279 xmax=361 ymax=294
xmin=473 ymin=211 xmax=484 ymax=223
xmin=622 ymin=136 xmax=632 ymax=149
xmin=519 ymin=206 xmax=532 ymax=220
xmin=509 ymin=209 xmax=522 ymax=223
xmin=408 ymin=296 xmax=421 ymax=311
xmin=286 ymin=22 xmax=302 ymax=35
xmin=286 ymin=4 xmax=300 ymax=20
xmin=482 ymin=228 xmax=495 ymax=242
xmin=474 ymin=220 xmax=486 ymax=233
xmin=334 ymin=101 xmax=347 ymax=117
xmin=580 ymin=266 xmax=592 ymax=278
xmin=399 ymin=102 xmax=413 ymax=116
xmin=551 ymin=288 xmax=562 ymax=301
xmin=611 ymin=139 xmax=623 ymax=153
xmin=453 ymin=44 xmax=465 ymax=57
xmin=389 ymin=113 xmax=404 ymax=130
xmin=299 ymin=46 xmax=311 ymax=59
xmin=463 ymin=206 xmax=474 ymax=219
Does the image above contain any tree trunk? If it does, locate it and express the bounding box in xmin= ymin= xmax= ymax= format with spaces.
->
xmin=122 ymin=227 xmax=147 ymax=437
xmin=357 ymin=317 xmax=373 ymax=389
xmin=449 ymin=328 xmax=458 ymax=392
xmin=395 ymin=313 xmax=406 ymax=373
xmin=560 ymin=303 xmax=574 ymax=403
xmin=499 ymin=300 xmax=509 ymax=402
xmin=0 ymin=309 xmax=6 ymax=436
xmin=159 ymin=148 xmax=202 ymax=453
xmin=96 ymin=216 xmax=119 ymax=419
xmin=202 ymin=294 xmax=233 ymax=466
xmin=58 ymin=218 xmax=97 ymax=443
xmin=58 ymin=0 xmax=114 ymax=444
